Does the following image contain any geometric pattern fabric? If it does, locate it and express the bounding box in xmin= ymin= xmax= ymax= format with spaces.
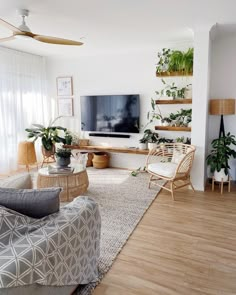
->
xmin=0 ymin=197 xmax=101 ymax=289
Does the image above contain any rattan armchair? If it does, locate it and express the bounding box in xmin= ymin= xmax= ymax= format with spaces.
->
xmin=146 ymin=143 xmax=196 ymax=200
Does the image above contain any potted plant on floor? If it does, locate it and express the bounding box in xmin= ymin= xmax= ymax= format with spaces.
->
xmin=25 ymin=117 xmax=71 ymax=157
xmin=206 ymin=132 xmax=236 ymax=182
xmin=55 ymin=148 xmax=72 ymax=167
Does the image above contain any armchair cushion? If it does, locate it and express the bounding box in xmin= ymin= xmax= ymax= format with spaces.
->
xmin=0 ymin=173 xmax=32 ymax=189
xmin=148 ymin=162 xmax=177 ymax=178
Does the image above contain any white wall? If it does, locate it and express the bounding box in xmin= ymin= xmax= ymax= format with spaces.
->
xmin=191 ymin=28 xmax=211 ymax=190
xmin=209 ymin=34 xmax=236 ymax=180
xmin=46 ymin=43 xmax=193 ymax=170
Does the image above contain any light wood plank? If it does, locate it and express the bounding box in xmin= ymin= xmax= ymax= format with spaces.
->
xmin=155 ymin=126 xmax=191 ymax=131
xmin=93 ymin=185 xmax=236 ymax=295
xmin=155 ymin=99 xmax=192 ymax=104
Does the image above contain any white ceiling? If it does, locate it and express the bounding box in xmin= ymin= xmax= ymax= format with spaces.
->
xmin=0 ymin=0 xmax=236 ymax=58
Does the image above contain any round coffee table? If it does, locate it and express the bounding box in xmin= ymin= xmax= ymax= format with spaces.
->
xmin=37 ymin=164 xmax=89 ymax=202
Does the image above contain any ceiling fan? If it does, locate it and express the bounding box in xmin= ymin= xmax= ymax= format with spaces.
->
xmin=0 ymin=9 xmax=83 ymax=46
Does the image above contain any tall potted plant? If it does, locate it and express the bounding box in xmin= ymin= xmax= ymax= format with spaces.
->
xmin=25 ymin=117 xmax=71 ymax=157
xmin=206 ymin=133 xmax=236 ymax=181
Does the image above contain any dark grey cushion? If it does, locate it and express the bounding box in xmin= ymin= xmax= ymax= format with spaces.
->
xmin=0 ymin=187 xmax=61 ymax=218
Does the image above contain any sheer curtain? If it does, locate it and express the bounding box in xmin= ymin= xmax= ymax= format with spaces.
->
xmin=0 ymin=47 xmax=51 ymax=174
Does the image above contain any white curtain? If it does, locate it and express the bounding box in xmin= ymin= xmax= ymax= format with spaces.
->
xmin=0 ymin=47 xmax=51 ymax=174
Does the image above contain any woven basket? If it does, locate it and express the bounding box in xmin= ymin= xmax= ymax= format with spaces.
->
xmin=92 ymin=152 xmax=109 ymax=169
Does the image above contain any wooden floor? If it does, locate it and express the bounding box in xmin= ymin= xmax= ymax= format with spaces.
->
xmin=93 ymin=184 xmax=236 ymax=295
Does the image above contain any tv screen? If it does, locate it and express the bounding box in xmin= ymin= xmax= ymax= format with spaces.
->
xmin=80 ymin=94 xmax=140 ymax=133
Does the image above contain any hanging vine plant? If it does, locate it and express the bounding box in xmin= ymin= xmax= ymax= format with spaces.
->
xmin=156 ymin=48 xmax=194 ymax=76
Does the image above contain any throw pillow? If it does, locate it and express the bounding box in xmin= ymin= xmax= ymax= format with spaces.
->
xmin=0 ymin=187 xmax=61 ymax=218
xmin=171 ymin=149 xmax=185 ymax=164
xmin=0 ymin=173 xmax=32 ymax=189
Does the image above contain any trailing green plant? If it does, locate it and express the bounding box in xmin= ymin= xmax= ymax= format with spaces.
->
xmin=25 ymin=117 xmax=69 ymax=151
xmin=156 ymin=48 xmax=171 ymax=74
xmin=155 ymin=79 xmax=187 ymax=99
xmin=156 ymin=48 xmax=194 ymax=75
xmin=206 ymin=133 xmax=236 ymax=175
xmin=55 ymin=148 xmax=72 ymax=158
xmin=144 ymin=98 xmax=163 ymax=130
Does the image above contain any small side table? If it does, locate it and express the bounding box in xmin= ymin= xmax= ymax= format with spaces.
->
xmin=212 ymin=176 xmax=231 ymax=195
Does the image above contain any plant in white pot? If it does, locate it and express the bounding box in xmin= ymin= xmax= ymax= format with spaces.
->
xmin=143 ymin=129 xmax=159 ymax=150
xmin=139 ymin=136 xmax=148 ymax=150
xmin=206 ymin=133 xmax=236 ymax=182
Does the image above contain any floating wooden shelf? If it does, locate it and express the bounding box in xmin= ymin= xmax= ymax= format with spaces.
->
xmin=64 ymin=145 xmax=149 ymax=155
xmin=156 ymin=71 xmax=193 ymax=77
xmin=155 ymin=99 xmax=192 ymax=105
xmin=155 ymin=126 xmax=191 ymax=132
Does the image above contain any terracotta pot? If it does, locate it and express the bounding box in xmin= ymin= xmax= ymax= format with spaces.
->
xmin=41 ymin=145 xmax=55 ymax=157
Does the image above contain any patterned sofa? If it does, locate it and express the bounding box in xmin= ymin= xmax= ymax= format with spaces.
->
xmin=0 ymin=174 xmax=101 ymax=295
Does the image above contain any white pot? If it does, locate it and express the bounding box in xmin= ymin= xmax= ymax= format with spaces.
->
xmin=139 ymin=143 xmax=147 ymax=150
xmin=214 ymin=169 xmax=228 ymax=182
xmin=162 ymin=121 xmax=169 ymax=127
xmin=184 ymin=86 xmax=192 ymax=99
xmin=148 ymin=142 xmax=157 ymax=150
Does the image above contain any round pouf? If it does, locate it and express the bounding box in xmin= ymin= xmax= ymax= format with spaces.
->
xmin=92 ymin=152 xmax=109 ymax=169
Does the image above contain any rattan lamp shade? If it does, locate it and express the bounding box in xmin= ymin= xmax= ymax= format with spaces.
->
xmin=209 ymin=99 xmax=235 ymax=115
xmin=18 ymin=141 xmax=37 ymax=171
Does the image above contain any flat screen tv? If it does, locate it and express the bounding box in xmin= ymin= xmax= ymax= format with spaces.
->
xmin=80 ymin=94 xmax=140 ymax=133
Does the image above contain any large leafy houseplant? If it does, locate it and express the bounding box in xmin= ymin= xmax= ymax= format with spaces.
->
xmin=25 ymin=117 xmax=71 ymax=151
xmin=156 ymin=48 xmax=194 ymax=75
xmin=206 ymin=133 xmax=236 ymax=176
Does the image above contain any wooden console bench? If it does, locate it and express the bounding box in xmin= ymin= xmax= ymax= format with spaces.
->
xmin=64 ymin=145 xmax=149 ymax=155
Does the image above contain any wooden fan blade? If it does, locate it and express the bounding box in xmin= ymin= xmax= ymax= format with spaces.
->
xmin=0 ymin=35 xmax=15 ymax=42
xmin=0 ymin=18 xmax=22 ymax=33
xmin=33 ymin=35 xmax=83 ymax=46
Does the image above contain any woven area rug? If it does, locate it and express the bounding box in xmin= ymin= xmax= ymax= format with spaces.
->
xmin=74 ymin=168 xmax=163 ymax=295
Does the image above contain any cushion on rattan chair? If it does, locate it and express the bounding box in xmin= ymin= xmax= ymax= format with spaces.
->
xmin=148 ymin=162 xmax=177 ymax=178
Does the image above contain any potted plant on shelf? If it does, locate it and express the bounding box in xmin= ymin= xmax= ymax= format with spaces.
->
xmin=55 ymin=148 xmax=72 ymax=167
xmin=206 ymin=132 xmax=236 ymax=182
xmin=139 ymin=136 xmax=148 ymax=150
xmin=143 ymin=129 xmax=159 ymax=150
xmin=155 ymin=79 xmax=187 ymax=100
xmin=156 ymin=47 xmax=194 ymax=76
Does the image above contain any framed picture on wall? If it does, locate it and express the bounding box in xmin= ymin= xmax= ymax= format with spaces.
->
xmin=58 ymin=98 xmax=74 ymax=116
xmin=57 ymin=76 xmax=73 ymax=96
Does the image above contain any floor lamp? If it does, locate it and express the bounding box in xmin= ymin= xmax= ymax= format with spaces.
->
xmin=209 ymin=98 xmax=235 ymax=138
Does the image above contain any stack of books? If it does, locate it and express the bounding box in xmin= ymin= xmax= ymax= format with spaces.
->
xmin=48 ymin=165 xmax=74 ymax=174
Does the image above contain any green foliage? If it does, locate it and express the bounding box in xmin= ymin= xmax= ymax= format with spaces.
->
xmin=155 ymin=79 xmax=191 ymax=100
xmin=206 ymin=133 xmax=236 ymax=175
xmin=131 ymin=166 xmax=146 ymax=177
xmin=157 ymin=137 xmax=174 ymax=144
xmin=25 ymin=117 xmax=68 ymax=151
xmin=143 ymin=129 xmax=159 ymax=143
xmin=55 ymin=148 xmax=72 ymax=158
xmin=156 ymin=48 xmax=194 ymax=75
